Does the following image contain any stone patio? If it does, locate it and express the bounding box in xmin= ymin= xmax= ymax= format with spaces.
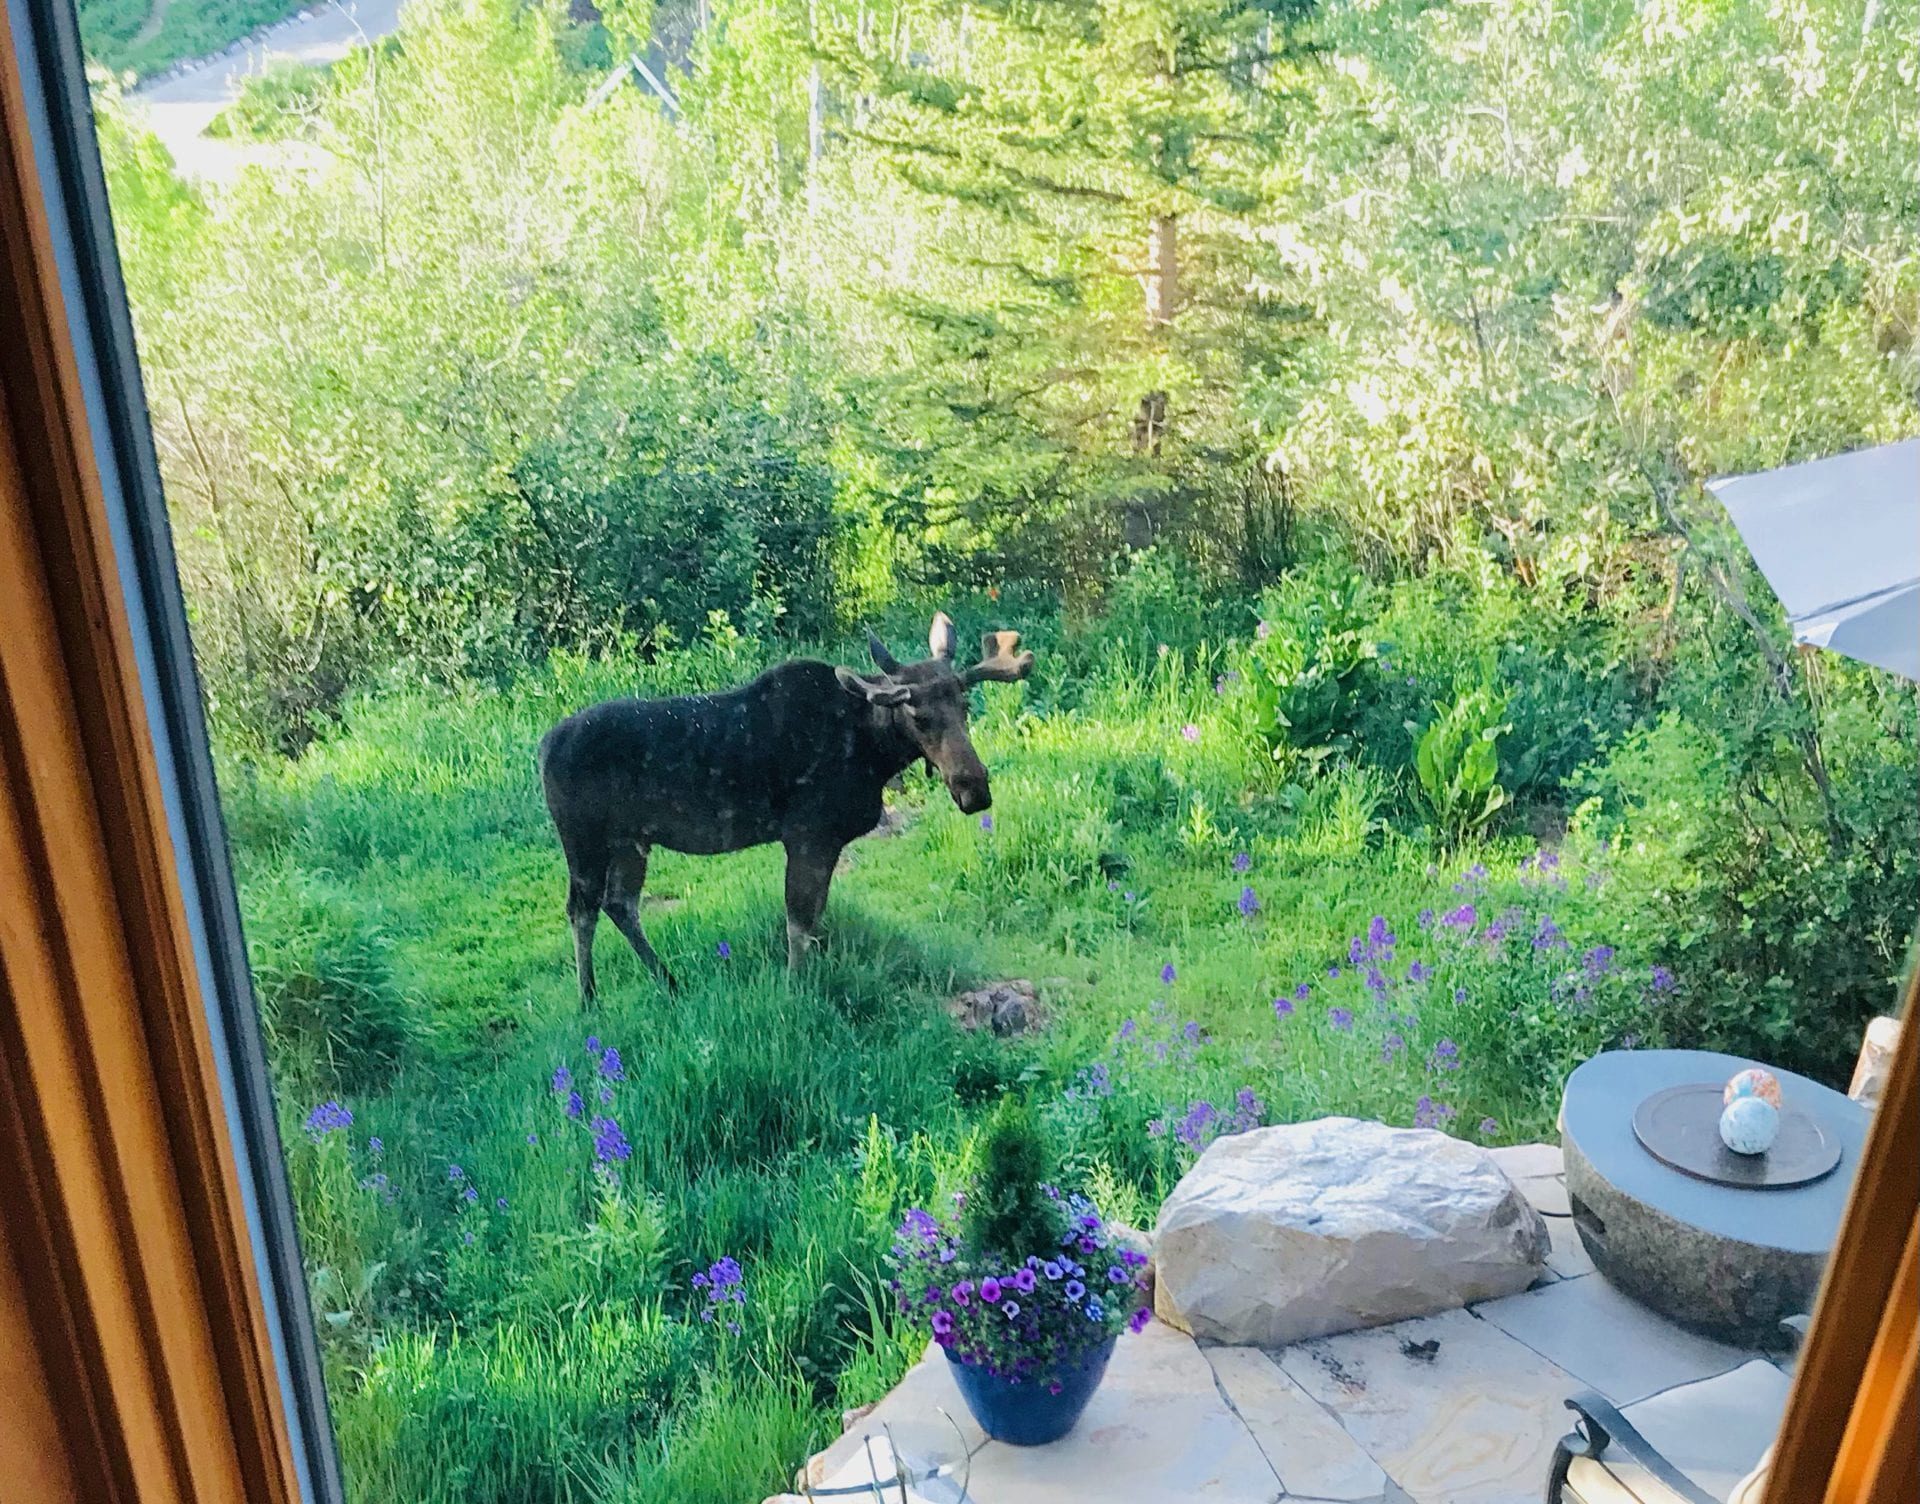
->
xmin=783 ymin=1145 xmax=1795 ymax=1504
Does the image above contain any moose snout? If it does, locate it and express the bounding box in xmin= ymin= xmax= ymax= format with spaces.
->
xmin=950 ymin=775 xmax=992 ymax=815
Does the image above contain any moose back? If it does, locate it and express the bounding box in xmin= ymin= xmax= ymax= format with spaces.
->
xmin=538 ymin=612 xmax=1033 ymax=1002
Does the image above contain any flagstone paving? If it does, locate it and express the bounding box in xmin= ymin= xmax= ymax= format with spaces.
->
xmin=776 ymin=1145 xmax=1790 ymax=1503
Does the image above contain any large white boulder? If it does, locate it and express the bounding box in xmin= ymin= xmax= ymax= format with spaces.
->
xmin=1153 ymin=1116 xmax=1549 ymax=1346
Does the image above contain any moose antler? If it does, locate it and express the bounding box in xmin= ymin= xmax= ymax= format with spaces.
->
xmin=962 ymin=630 xmax=1034 ymax=685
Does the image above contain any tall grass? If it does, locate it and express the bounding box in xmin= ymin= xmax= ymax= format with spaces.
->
xmin=240 ymin=605 xmax=1697 ymax=1503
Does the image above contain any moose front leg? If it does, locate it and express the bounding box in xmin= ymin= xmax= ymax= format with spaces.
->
xmin=782 ymin=839 xmax=844 ymax=971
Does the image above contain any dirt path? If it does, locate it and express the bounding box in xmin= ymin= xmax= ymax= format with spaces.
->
xmin=131 ymin=0 xmax=407 ymax=182
xmin=130 ymin=0 xmax=170 ymax=49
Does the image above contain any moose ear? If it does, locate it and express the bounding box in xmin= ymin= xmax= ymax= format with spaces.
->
xmin=961 ymin=630 xmax=1035 ymax=685
xmin=837 ymin=665 xmax=911 ymax=707
xmin=867 ymin=631 xmax=903 ymax=675
xmin=929 ymin=611 xmax=958 ymax=661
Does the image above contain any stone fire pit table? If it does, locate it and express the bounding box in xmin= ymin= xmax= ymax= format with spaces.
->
xmin=1561 ymin=1048 xmax=1869 ymax=1347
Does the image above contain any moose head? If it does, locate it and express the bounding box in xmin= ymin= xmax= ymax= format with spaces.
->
xmin=834 ymin=612 xmax=1034 ymax=816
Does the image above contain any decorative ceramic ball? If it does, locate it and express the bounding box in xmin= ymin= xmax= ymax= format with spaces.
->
xmin=1723 ymin=1067 xmax=1783 ymax=1109
xmin=1719 ymin=1095 xmax=1781 ymax=1156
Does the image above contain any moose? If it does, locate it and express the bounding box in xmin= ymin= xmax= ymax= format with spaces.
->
xmin=538 ymin=613 xmax=1033 ymax=1004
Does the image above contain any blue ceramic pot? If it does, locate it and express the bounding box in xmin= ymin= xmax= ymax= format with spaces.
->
xmin=944 ymin=1336 xmax=1117 ymax=1446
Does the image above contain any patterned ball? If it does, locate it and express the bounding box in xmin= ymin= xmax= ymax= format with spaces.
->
xmin=1719 ymin=1096 xmax=1780 ymax=1156
xmin=1723 ymin=1068 xmax=1783 ymax=1109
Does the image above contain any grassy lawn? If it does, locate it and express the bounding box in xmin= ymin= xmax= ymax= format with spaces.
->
xmin=238 ymin=615 xmax=1678 ymax=1503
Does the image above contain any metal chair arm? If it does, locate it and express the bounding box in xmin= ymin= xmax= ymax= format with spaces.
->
xmin=1546 ymin=1390 xmax=1720 ymax=1504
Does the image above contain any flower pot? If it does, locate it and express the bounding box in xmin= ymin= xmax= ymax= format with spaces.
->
xmin=943 ymin=1335 xmax=1117 ymax=1446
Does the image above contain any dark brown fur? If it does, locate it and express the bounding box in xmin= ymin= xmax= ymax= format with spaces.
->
xmin=538 ymin=614 xmax=1031 ymax=1003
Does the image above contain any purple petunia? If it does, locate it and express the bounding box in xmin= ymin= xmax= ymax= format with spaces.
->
xmin=1013 ymin=1267 xmax=1037 ymax=1293
xmin=979 ymin=1277 xmax=1003 ymax=1304
xmin=1128 ymin=1306 xmax=1152 ymax=1334
xmin=931 ymin=1309 xmax=955 ymax=1336
xmin=1064 ymin=1279 xmax=1086 ymax=1302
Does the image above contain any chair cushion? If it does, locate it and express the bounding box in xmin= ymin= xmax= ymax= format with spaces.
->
xmin=1562 ymin=1361 xmax=1792 ymax=1504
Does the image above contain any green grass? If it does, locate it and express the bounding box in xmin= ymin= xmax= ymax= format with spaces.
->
xmin=238 ymin=623 xmax=1684 ymax=1503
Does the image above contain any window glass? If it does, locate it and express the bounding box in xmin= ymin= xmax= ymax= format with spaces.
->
xmin=77 ymin=0 xmax=1917 ymax=1498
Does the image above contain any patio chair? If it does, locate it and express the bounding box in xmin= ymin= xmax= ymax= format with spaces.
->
xmin=1545 ymin=1357 xmax=1792 ymax=1504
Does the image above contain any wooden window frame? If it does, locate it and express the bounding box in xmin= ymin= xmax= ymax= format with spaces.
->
xmin=0 ymin=0 xmax=342 ymax=1499
xmin=0 ymin=0 xmax=1911 ymax=1497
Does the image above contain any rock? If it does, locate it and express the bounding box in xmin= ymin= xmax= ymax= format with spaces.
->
xmin=1849 ymin=1015 xmax=1901 ymax=1108
xmin=1153 ymin=1116 xmax=1549 ymax=1347
xmin=946 ymin=978 xmax=1048 ymax=1037
xmin=840 ymin=1401 xmax=877 ymax=1433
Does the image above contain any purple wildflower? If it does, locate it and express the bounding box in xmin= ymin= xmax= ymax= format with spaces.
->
xmin=980 ymin=814 xmax=994 ymax=831
xmin=565 ymin=1089 xmax=584 ymax=1119
xmin=1583 ymin=946 xmax=1615 ymax=978
xmin=1181 ymin=724 xmax=1200 ymax=743
xmin=1407 ymin=961 xmax=1430 ymax=983
xmin=1238 ymin=885 xmax=1260 ymax=918
xmin=1381 ymin=1033 xmax=1406 ymax=1063
xmin=1417 ymin=908 xmax=1435 ymax=929
xmin=1273 ymin=995 xmax=1294 ymax=1019
xmin=1428 ymin=1039 xmax=1461 ymax=1072
xmin=1328 ymin=1007 xmax=1355 ymax=1031
xmin=1651 ymin=965 xmax=1677 ymax=994
xmin=1161 ymin=962 xmax=1177 ymax=985
xmin=1478 ymin=1117 xmax=1500 ymax=1136
xmin=590 ymin=1115 xmax=631 ymax=1163
xmin=1414 ymin=1095 xmax=1456 ymax=1130
xmin=462 ymin=1186 xmax=479 ymax=1204
xmin=303 ymin=1101 xmax=352 ymax=1139
xmin=598 ymin=1046 xmax=624 ymax=1081
xmin=1233 ymin=851 xmax=1252 ymax=874
xmin=716 ymin=940 xmax=731 ymax=959
xmin=447 ymin=1164 xmax=465 ymax=1182
xmin=1441 ymin=903 xmax=1477 ymax=932
xmin=551 ymin=1064 xmax=572 ymax=1093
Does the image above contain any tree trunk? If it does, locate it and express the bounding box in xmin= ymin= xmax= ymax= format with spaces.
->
xmin=1145 ymin=214 xmax=1178 ymax=327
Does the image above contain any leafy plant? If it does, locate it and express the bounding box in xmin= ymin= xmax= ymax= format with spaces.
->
xmin=1412 ymin=688 xmax=1511 ymax=846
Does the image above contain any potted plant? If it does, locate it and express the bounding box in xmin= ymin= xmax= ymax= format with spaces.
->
xmin=888 ymin=1101 xmax=1152 ymax=1446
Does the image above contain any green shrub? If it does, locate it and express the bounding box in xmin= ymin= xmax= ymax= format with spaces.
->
xmin=1412 ymin=688 xmax=1511 ymax=847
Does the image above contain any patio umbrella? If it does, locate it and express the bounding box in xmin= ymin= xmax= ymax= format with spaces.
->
xmin=1707 ymin=439 xmax=1920 ymax=681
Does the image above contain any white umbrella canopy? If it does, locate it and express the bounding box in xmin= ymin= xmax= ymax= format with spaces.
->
xmin=1708 ymin=439 xmax=1920 ymax=681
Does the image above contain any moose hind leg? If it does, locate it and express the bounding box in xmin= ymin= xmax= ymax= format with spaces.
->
xmin=783 ymin=839 xmax=843 ymax=971
xmin=603 ymin=844 xmax=676 ymax=992
xmin=567 ymin=868 xmax=604 ymax=1009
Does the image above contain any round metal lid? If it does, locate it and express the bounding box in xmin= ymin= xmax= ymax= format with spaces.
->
xmin=1632 ymin=1084 xmax=1842 ymax=1189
